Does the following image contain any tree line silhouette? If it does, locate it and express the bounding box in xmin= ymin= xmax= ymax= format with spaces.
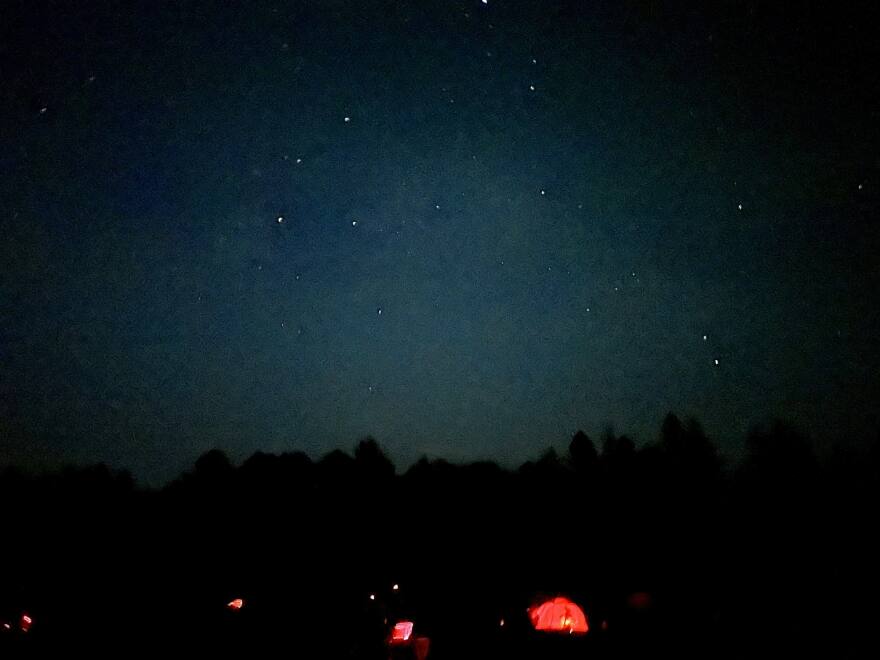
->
xmin=1 ymin=413 xmax=877 ymax=658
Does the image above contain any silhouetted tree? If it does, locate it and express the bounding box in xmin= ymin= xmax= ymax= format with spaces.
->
xmin=568 ymin=430 xmax=598 ymax=473
xmin=193 ymin=448 xmax=234 ymax=479
xmin=354 ymin=436 xmax=395 ymax=481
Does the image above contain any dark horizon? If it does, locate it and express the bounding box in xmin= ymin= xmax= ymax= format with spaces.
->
xmin=2 ymin=414 xmax=877 ymax=658
xmin=2 ymin=410 xmax=876 ymax=488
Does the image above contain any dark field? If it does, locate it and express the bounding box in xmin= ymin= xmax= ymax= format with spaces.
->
xmin=2 ymin=419 xmax=877 ymax=658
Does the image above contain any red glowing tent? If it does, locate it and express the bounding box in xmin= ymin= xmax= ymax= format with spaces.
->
xmin=388 ymin=621 xmax=430 ymax=660
xmin=528 ymin=597 xmax=589 ymax=634
xmin=391 ymin=621 xmax=414 ymax=643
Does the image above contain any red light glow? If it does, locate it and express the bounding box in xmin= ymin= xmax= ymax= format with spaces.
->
xmin=227 ymin=598 xmax=244 ymax=610
xmin=627 ymin=591 xmax=652 ymax=609
xmin=528 ymin=597 xmax=589 ymax=634
xmin=391 ymin=621 xmax=414 ymax=643
xmin=20 ymin=614 xmax=33 ymax=633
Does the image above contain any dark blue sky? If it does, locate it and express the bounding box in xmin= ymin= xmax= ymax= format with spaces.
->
xmin=2 ymin=1 xmax=878 ymax=484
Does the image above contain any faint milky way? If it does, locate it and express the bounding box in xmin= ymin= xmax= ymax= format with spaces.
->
xmin=1 ymin=1 xmax=878 ymax=484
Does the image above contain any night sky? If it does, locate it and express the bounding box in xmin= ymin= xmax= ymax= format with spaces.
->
xmin=2 ymin=1 xmax=878 ymax=484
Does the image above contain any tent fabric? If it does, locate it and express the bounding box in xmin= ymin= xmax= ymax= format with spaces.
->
xmin=391 ymin=621 xmax=414 ymax=643
xmin=528 ymin=597 xmax=589 ymax=634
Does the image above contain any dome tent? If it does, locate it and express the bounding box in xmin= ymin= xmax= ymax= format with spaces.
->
xmin=528 ymin=597 xmax=589 ymax=634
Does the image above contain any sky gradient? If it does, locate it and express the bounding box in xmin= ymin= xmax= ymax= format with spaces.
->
xmin=2 ymin=0 xmax=878 ymax=484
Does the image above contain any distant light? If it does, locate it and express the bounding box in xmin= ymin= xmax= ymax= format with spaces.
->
xmin=377 ymin=308 xmax=383 ymax=316
xmin=529 ymin=85 xmax=535 ymax=91
xmin=370 ymin=594 xmax=376 ymax=601
xmin=392 ymin=583 xmax=399 ymax=591
xmin=3 ymin=623 xmax=10 ymax=630
xmin=344 ymin=116 xmax=351 ymax=122
xmin=227 ymin=598 xmax=244 ymax=610
xmin=352 ymin=220 xmax=358 ymax=227
xmin=296 ymin=158 xmax=302 ymax=164
xmin=20 ymin=614 xmax=32 ymax=633
xmin=714 ymin=359 xmax=719 ymax=365
xmin=500 ymin=618 xmax=505 ymax=627
xmin=858 ymin=183 xmax=863 ymax=190
xmin=482 ymin=0 xmax=488 ymax=4
xmin=540 ymin=189 xmax=545 ymax=195
xmin=39 ymin=107 xmax=48 ymax=114
xmin=703 ymin=335 xmax=707 ymax=341
xmin=601 ymin=620 xmax=609 ymax=631
xmin=277 ymin=216 xmax=284 ymax=223
xmin=737 ymin=203 xmax=743 ymax=211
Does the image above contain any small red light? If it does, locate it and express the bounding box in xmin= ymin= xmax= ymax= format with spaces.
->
xmin=227 ymin=598 xmax=244 ymax=610
xmin=20 ymin=614 xmax=33 ymax=633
